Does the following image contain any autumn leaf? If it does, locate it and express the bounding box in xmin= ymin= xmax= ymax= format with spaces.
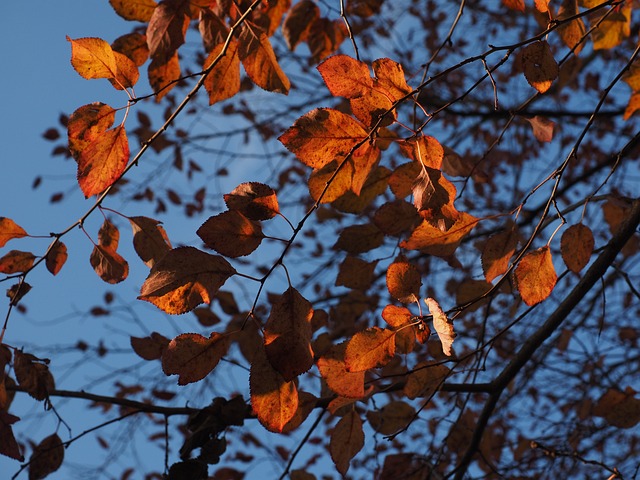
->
xmin=146 ymin=0 xmax=190 ymax=63
xmin=623 ymin=92 xmax=640 ymax=121
xmin=525 ymin=116 xmax=555 ymax=142
xmin=590 ymin=4 xmax=631 ymax=50
xmin=336 ymin=256 xmax=377 ymax=291
xmin=350 ymin=85 xmax=395 ymax=128
xmin=77 ymin=125 xmax=130 ymax=198
xmin=561 ymin=223 xmax=594 ymax=273
xmin=382 ymin=304 xmax=421 ymax=354
xmin=139 ymin=246 xmax=236 ymax=314
xmin=162 ymin=332 xmax=228 ymax=385
xmin=344 ymin=327 xmax=396 ymax=372
xmin=67 ymin=102 xmax=116 ymax=160
xmin=28 ymin=434 xmax=64 ymax=480
xmin=330 ymin=410 xmax=364 ymax=476
xmin=98 ymin=219 xmax=120 ymax=250
xmin=199 ymin=8 xmax=228 ymax=51
xmin=223 ymin=182 xmax=280 ymax=220
xmin=0 ymin=250 xmax=35 ymax=274
xmin=318 ymin=54 xmax=373 ymax=99
xmin=557 ymin=0 xmax=586 ymax=55
xmin=401 ymin=211 xmax=478 ymax=257
xmin=14 ymin=351 xmax=55 ymax=401
xmin=425 ymin=297 xmax=455 ymax=356
xmin=129 ymin=216 xmax=172 ymax=267
xmin=109 ymin=0 xmax=157 ymax=22
xmin=6 ymin=282 xmax=31 ymax=306
xmin=373 ymin=200 xmax=421 ymax=236
xmin=67 ymin=36 xmax=118 ymax=80
xmin=334 ymin=223 xmax=384 ymax=255
xmin=278 ymin=108 xmax=368 ymax=169
xmin=503 ymin=0 xmax=525 ymax=11
xmin=372 ymin=58 xmax=413 ymax=102
xmin=112 ymin=32 xmax=150 ymax=66
xmin=0 ymin=411 xmax=23 ymax=461
xmin=250 ymin=346 xmax=298 ymax=433
xmin=521 ymin=41 xmax=558 ymax=94
xmin=203 ymin=41 xmax=241 ymax=106
xmin=317 ymin=342 xmax=365 ymax=399
xmin=148 ymin=52 xmax=181 ymax=101
xmin=282 ymin=0 xmax=319 ymax=50
xmin=238 ymin=24 xmax=290 ymax=94
xmin=89 ymin=245 xmax=128 ymax=284
xmin=263 ymin=287 xmax=314 ymax=381
xmin=482 ymin=223 xmax=519 ymax=283
xmin=307 ymin=18 xmax=347 ymax=62
xmin=404 ymin=362 xmax=450 ymax=400
xmin=398 ymin=135 xmax=444 ymax=169
xmin=367 ymin=400 xmax=415 ymax=435
xmin=46 ymin=241 xmax=68 ymax=276
xmin=130 ymin=331 xmax=170 ymax=360
xmin=332 ymin=165 xmax=389 ymax=214
xmin=197 ymin=210 xmax=264 ymax=258
xmin=412 ymin=167 xmax=460 ymax=230
xmin=593 ymin=387 xmax=640 ymax=429
xmin=386 ymin=257 xmax=421 ymax=303
xmin=0 ymin=218 xmax=28 ymax=248
xmin=515 ymin=246 xmax=557 ymax=306
xmin=109 ymin=51 xmax=140 ymax=89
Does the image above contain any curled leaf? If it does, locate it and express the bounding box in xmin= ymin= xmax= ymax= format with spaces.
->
xmin=425 ymin=297 xmax=455 ymax=356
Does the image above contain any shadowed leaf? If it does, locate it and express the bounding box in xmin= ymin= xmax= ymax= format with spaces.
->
xmin=162 ymin=332 xmax=228 ymax=385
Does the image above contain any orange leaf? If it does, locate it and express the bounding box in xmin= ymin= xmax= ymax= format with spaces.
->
xmin=0 ymin=250 xmax=36 ymax=274
xmin=366 ymin=400 xmax=415 ymax=435
xmin=425 ymin=297 xmax=455 ymax=356
xmin=515 ymin=246 xmax=557 ymax=306
xmin=250 ymin=346 xmax=298 ymax=433
xmin=45 ymin=241 xmax=68 ymax=276
xmin=386 ymin=257 xmax=421 ymax=303
xmin=307 ymin=18 xmax=347 ymax=62
xmin=67 ymin=103 xmax=116 ymax=160
xmin=525 ymin=116 xmax=555 ymax=142
xmin=389 ymin=162 xmax=421 ymax=199
xmin=129 ymin=216 xmax=172 ymax=267
xmin=317 ymin=342 xmax=365 ymax=399
xmin=67 ymin=36 xmax=118 ymax=80
xmin=350 ymin=86 xmax=395 ymax=128
xmin=521 ymin=41 xmax=558 ymax=94
xmin=330 ymin=410 xmax=364 ymax=476
xmin=109 ymin=51 xmax=140 ymax=89
xmin=591 ymin=5 xmax=631 ymax=50
xmin=239 ymin=25 xmax=290 ymax=94
xmin=131 ymin=332 xmax=170 ymax=360
xmin=282 ymin=0 xmax=319 ymax=50
xmin=557 ymin=0 xmax=586 ymax=55
xmin=112 ymin=33 xmax=150 ymax=66
xmin=199 ymin=8 xmax=228 ymax=51
xmin=404 ymin=362 xmax=450 ymax=400
xmin=146 ymin=0 xmax=190 ymax=63
xmin=77 ymin=125 xmax=130 ymax=197
xmin=28 ymin=434 xmax=64 ymax=480
xmin=197 ymin=210 xmax=264 ymax=258
xmin=0 ymin=411 xmax=23 ymax=461
xmin=623 ymin=92 xmax=640 ymax=121
xmin=399 ymin=136 xmax=444 ymax=169
xmin=412 ymin=167 xmax=460 ymax=231
xmin=318 ymin=54 xmax=373 ymax=99
xmin=503 ymin=0 xmax=525 ymax=11
xmin=264 ymin=287 xmax=314 ymax=381
xmin=0 ymin=218 xmax=28 ymax=248
xmin=560 ymin=223 xmax=594 ymax=273
xmin=372 ymin=57 xmax=413 ymax=102
xmin=223 ymin=182 xmax=280 ymax=220
xmin=203 ymin=41 xmax=241 ymax=105
xmin=336 ymin=256 xmax=377 ymax=291
xmin=401 ymin=211 xmax=478 ymax=257
xmin=482 ymin=223 xmax=519 ymax=283
xmin=98 ymin=219 xmax=120 ymax=250
xmin=139 ymin=246 xmax=236 ymax=314
xmin=331 ymin=165 xmax=390 ymax=214
xmin=278 ymin=108 xmax=368 ymax=169
xmin=334 ymin=223 xmax=384 ymax=255
xmin=109 ymin=0 xmax=157 ymax=22
xmin=344 ymin=327 xmax=396 ymax=372
xmin=381 ymin=304 xmax=413 ymax=328
xmin=161 ymin=332 xmax=228 ymax=385
xmin=282 ymin=391 xmax=318 ymax=434
xmin=90 ymin=245 xmax=129 ymax=284
xmin=148 ymin=52 xmax=181 ymax=101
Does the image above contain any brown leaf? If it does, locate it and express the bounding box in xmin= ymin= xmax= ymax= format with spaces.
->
xmin=98 ymin=219 xmax=120 ymax=250
xmin=525 ymin=116 xmax=555 ymax=142
xmin=515 ymin=246 xmax=557 ymax=306
xmin=344 ymin=327 xmax=396 ymax=372
xmin=336 ymin=256 xmax=377 ymax=291
xmin=264 ymin=287 xmax=314 ymax=381
xmin=521 ymin=41 xmax=558 ymax=93
xmin=373 ymin=200 xmax=421 ymax=236
xmin=67 ymin=103 xmax=116 ymax=160
xmin=238 ymin=24 xmax=290 ymax=94
xmin=28 ymin=434 xmax=64 ymax=480
xmin=129 ymin=216 xmax=172 ymax=267
xmin=0 ymin=218 xmax=28 ymax=248
xmin=386 ymin=258 xmax=421 ymax=303
xmin=198 ymin=8 xmax=228 ymax=51
xmin=6 ymin=282 xmax=32 ymax=306
xmin=46 ymin=241 xmax=68 ymax=276
xmin=14 ymin=351 xmax=55 ymax=401
xmin=130 ymin=332 xmax=170 ymax=360
xmin=330 ymin=410 xmax=364 ymax=476
xmin=161 ymin=332 xmax=228 ymax=385
xmin=412 ymin=167 xmax=460 ymax=231
xmin=0 ymin=250 xmax=35 ymax=274
xmin=148 ymin=52 xmax=181 ymax=101
xmin=307 ymin=18 xmax=347 ymax=62
xmin=197 ymin=210 xmax=264 ymax=258
xmin=482 ymin=223 xmax=519 ymax=283
xmin=334 ymin=223 xmax=384 ymax=255
xmin=367 ymin=400 xmax=415 ymax=435
xmin=425 ymin=298 xmax=455 ymax=356
xmin=401 ymin=211 xmax=478 ymax=257
xmin=250 ymin=346 xmax=298 ymax=433
xmin=502 ymin=0 xmax=525 ymax=11
xmin=109 ymin=0 xmax=157 ymax=22
xmin=317 ymin=342 xmax=365 ymax=399
xmin=203 ymin=41 xmax=241 ymax=106
xmin=318 ymin=54 xmax=373 ymax=99
xmin=112 ymin=33 xmax=150 ymax=66
xmin=77 ymin=125 xmax=130 ymax=197
xmin=404 ymin=362 xmax=450 ymax=400
xmin=146 ymin=0 xmax=190 ymax=63
xmin=561 ymin=223 xmax=594 ymax=273
xmin=67 ymin=36 xmax=117 ymax=80
xmin=0 ymin=411 xmax=23 ymax=461
xmin=90 ymin=245 xmax=129 ymax=284
xmin=223 ymin=182 xmax=280 ymax=220
xmin=139 ymin=246 xmax=236 ymax=314
xmin=282 ymin=0 xmax=319 ymax=50
xmin=593 ymin=388 xmax=640 ymax=429
xmin=389 ymin=162 xmax=421 ymax=199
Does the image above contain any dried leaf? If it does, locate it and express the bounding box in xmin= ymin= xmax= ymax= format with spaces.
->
xmin=317 ymin=342 xmax=365 ymax=399
xmin=525 ymin=116 xmax=555 ymax=142
xmin=404 ymin=362 xmax=450 ymax=399
xmin=139 ymin=246 xmax=236 ymax=314
xmin=129 ymin=216 xmax=172 ymax=267
xmin=14 ymin=351 xmax=55 ymax=401
xmin=130 ymin=332 xmax=170 ymax=360
xmin=398 ymin=136 xmax=444 ymax=169
xmin=98 ymin=219 xmax=120 ymax=250
xmin=223 ymin=182 xmax=280 ymax=220
xmin=557 ymin=0 xmax=586 ymax=55
xmin=46 ymin=241 xmax=68 ymax=276
xmin=307 ymin=18 xmax=347 ymax=62
xmin=401 ymin=211 xmax=478 ymax=257
xmin=282 ymin=0 xmax=319 ymax=50
xmin=6 ymin=282 xmax=31 ymax=306
xmin=591 ymin=5 xmax=631 ymax=50
xmin=482 ymin=224 xmax=519 ymax=283
xmin=203 ymin=41 xmax=241 ymax=106
xmin=412 ymin=167 xmax=459 ymax=230
xmin=318 ymin=54 xmax=373 ymax=99
xmin=0 ymin=217 xmax=28 ymax=248
xmin=336 ymin=256 xmax=377 ymax=291
xmin=372 ymin=57 xmax=413 ymax=101
xmin=344 ymin=327 xmax=396 ymax=372
xmin=239 ymin=25 xmax=290 ymax=94
xmin=199 ymin=8 xmax=228 ymax=51
xmin=0 ymin=411 xmax=23 ymax=461
xmin=373 ymin=200 xmax=421 ymax=236
xmin=112 ymin=32 xmax=150 ymax=66
xmin=560 ymin=223 xmax=594 ymax=273
xmin=109 ymin=51 xmax=140 ymax=89
xmin=515 ymin=246 xmax=557 ymax=306
xmin=263 ymin=287 xmax=314 ymax=382
xmin=0 ymin=250 xmax=35 ymax=274
xmin=28 ymin=434 xmax=64 ymax=480
xmin=386 ymin=258 xmax=421 ymax=303
xmin=67 ymin=36 xmax=117 ymax=80
xmin=197 ymin=211 xmax=264 ymax=258
xmin=425 ymin=297 xmax=455 ymax=356
xmin=162 ymin=332 xmax=228 ymax=385
xmin=367 ymin=400 xmax=415 ymax=435
xmin=109 ymin=0 xmax=157 ymax=22
xmin=90 ymin=245 xmax=129 ymax=284
xmin=67 ymin=102 xmax=116 ymax=160
xmin=330 ymin=411 xmax=364 ymax=476
xmin=146 ymin=0 xmax=190 ymax=63
xmin=334 ymin=223 xmax=384 ymax=255
xmin=521 ymin=41 xmax=558 ymax=94
xmin=148 ymin=52 xmax=180 ymax=101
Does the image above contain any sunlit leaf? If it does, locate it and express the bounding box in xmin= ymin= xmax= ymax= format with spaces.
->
xmin=239 ymin=24 xmax=290 ymax=94
xmin=412 ymin=167 xmax=459 ymax=230
xmin=521 ymin=41 xmax=558 ymax=93
xmin=317 ymin=342 xmax=365 ymax=399
xmin=318 ymin=54 xmax=373 ymax=99
xmin=482 ymin=223 xmax=519 ymax=283
xmin=515 ymin=246 xmax=557 ymax=306
xmin=372 ymin=57 xmax=413 ymax=102
xmin=197 ymin=210 xmax=264 ymax=258
xmin=623 ymin=92 xmax=640 ymax=121
xmin=425 ymin=297 xmax=455 ymax=356
xmin=28 ymin=434 xmax=64 ymax=480
xmin=109 ymin=51 xmax=140 ymax=89
xmin=223 ymin=182 xmax=280 ymax=220
xmin=0 ymin=250 xmax=36 ymax=274
xmin=502 ymin=0 xmax=524 ymax=11
xmin=148 ymin=52 xmax=180 ymax=101
xmin=162 ymin=332 xmax=228 ymax=385
xmin=112 ymin=32 xmax=150 ymax=66
xmin=203 ymin=41 xmax=241 ymax=106
xmin=560 ymin=223 xmax=594 ymax=273
xmin=386 ymin=257 xmax=421 ymax=303
xmin=98 ymin=219 xmax=120 ymax=251
xmin=307 ymin=18 xmax=347 ymax=62
xmin=109 ymin=0 xmax=157 ymax=22
xmin=139 ymin=246 xmax=236 ymax=314
xmin=557 ymin=0 xmax=586 ymax=55
xmin=67 ymin=103 xmax=116 ymax=160
xmin=401 ymin=211 xmax=478 ymax=257
xmin=129 ymin=216 xmax=172 ymax=267
xmin=0 ymin=218 xmax=28 ymax=248
xmin=330 ymin=410 xmax=364 ymax=476
xmin=590 ymin=5 xmax=631 ymax=50
xmin=67 ymin=36 xmax=118 ymax=80
xmin=398 ymin=136 xmax=444 ymax=169
xmin=344 ymin=327 xmax=396 ymax=372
